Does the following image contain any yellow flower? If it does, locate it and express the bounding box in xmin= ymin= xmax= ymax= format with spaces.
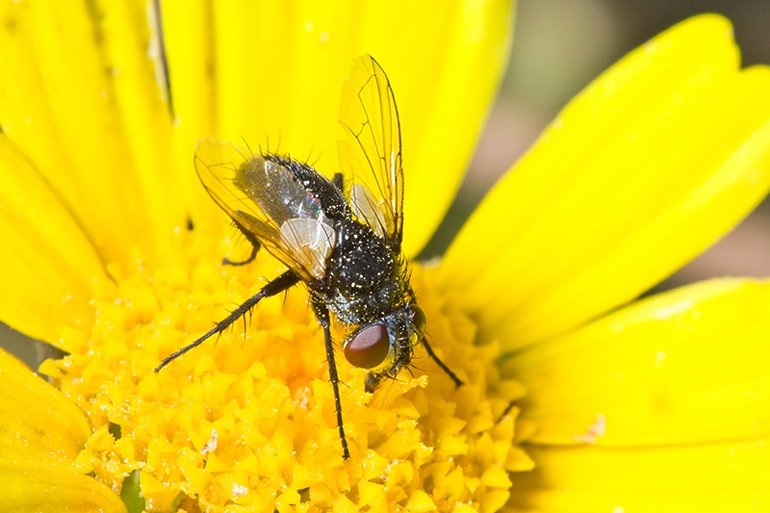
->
xmin=1 ymin=1 xmax=515 ymax=512
xmin=1 ymin=4 xmax=769 ymax=513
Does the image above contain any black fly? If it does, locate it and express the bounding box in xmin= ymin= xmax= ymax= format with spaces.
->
xmin=156 ymin=55 xmax=463 ymax=459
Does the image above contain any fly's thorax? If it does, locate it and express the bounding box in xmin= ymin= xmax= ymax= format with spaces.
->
xmin=318 ymin=219 xmax=408 ymax=325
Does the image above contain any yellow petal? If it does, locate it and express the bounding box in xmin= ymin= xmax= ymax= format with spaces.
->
xmin=0 ymin=1 xmax=183 ymax=264
xmin=440 ymin=14 xmax=770 ymax=350
xmin=161 ymin=0 xmax=513 ymax=255
xmin=0 ymin=136 xmax=104 ymax=348
xmin=97 ymin=0 xmax=185 ymax=258
xmin=502 ymin=278 xmax=770 ymax=447
xmin=0 ymin=460 xmax=126 ymax=513
xmin=156 ymin=0 xmax=223 ymax=240
xmin=0 ymin=348 xmax=90 ymax=470
xmin=507 ymin=439 xmax=770 ymax=512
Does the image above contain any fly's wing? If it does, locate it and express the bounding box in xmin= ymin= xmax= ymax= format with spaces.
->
xmin=338 ymin=55 xmax=404 ymax=251
xmin=195 ymin=138 xmax=336 ymax=281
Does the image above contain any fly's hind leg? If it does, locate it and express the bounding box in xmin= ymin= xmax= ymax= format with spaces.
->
xmin=155 ymin=270 xmax=300 ymax=372
xmin=223 ymin=221 xmax=261 ymax=266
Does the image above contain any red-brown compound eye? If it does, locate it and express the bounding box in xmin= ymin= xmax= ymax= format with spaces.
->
xmin=410 ymin=305 xmax=427 ymax=333
xmin=344 ymin=324 xmax=390 ymax=369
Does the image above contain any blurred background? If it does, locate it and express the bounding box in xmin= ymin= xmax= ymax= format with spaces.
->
xmin=422 ymin=0 xmax=770 ymax=288
xmin=4 ymin=0 xmax=770 ymax=366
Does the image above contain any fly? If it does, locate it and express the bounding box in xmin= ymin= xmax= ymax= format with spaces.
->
xmin=156 ymin=55 xmax=463 ymax=459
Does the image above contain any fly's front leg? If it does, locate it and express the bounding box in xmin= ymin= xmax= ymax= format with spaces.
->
xmin=421 ymin=336 xmax=464 ymax=388
xmin=312 ymin=301 xmax=351 ymax=460
xmin=156 ymin=270 xmax=300 ymax=372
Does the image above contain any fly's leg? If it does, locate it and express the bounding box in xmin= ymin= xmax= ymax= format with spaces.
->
xmin=496 ymin=401 xmax=516 ymax=424
xmin=364 ymin=372 xmax=384 ymax=394
xmin=155 ymin=271 xmax=300 ymax=372
xmin=223 ymin=221 xmax=261 ymax=266
xmin=223 ymin=242 xmax=259 ymax=266
xmin=421 ymin=337 xmax=464 ymax=388
xmin=312 ymin=301 xmax=351 ymax=460
xmin=332 ymin=172 xmax=344 ymax=192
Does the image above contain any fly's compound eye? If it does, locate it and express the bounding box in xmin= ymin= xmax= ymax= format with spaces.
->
xmin=344 ymin=324 xmax=390 ymax=369
xmin=409 ymin=305 xmax=427 ymax=333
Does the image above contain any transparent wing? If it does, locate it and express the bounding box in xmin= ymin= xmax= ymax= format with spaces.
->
xmin=195 ymin=138 xmax=336 ymax=281
xmin=338 ymin=55 xmax=404 ymax=250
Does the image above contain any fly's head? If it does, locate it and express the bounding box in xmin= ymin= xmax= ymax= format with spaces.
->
xmin=342 ymin=303 xmax=427 ymax=393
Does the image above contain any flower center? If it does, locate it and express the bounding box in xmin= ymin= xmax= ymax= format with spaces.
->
xmin=40 ymin=238 xmax=529 ymax=512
